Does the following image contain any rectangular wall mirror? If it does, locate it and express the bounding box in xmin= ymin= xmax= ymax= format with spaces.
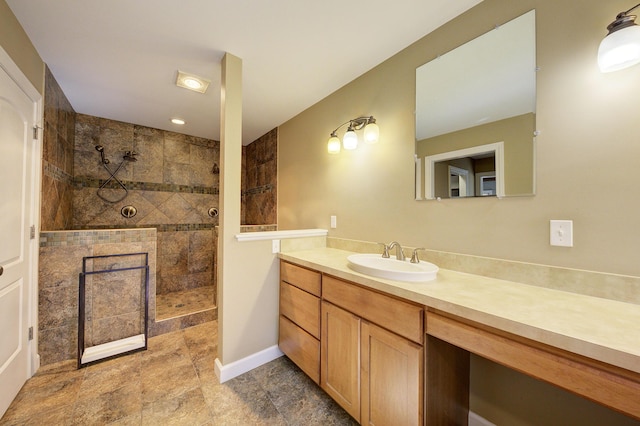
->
xmin=415 ymin=10 xmax=536 ymax=200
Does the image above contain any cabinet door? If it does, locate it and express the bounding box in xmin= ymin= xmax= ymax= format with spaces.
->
xmin=361 ymin=321 xmax=423 ymax=426
xmin=321 ymin=301 xmax=361 ymax=422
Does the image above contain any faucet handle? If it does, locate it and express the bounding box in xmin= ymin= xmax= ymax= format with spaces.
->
xmin=378 ymin=242 xmax=390 ymax=258
xmin=410 ymin=248 xmax=426 ymax=263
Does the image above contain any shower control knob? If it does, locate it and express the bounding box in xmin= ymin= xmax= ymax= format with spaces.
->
xmin=208 ymin=207 xmax=219 ymax=218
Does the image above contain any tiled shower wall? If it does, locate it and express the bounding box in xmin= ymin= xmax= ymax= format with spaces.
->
xmin=72 ymin=114 xmax=219 ymax=296
xmin=242 ymin=128 xmax=277 ymax=225
xmin=41 ymin=66 xmax=75 ymax=231
xmin=37 ymin=69 xmax=279 ymax=364
xmin=38 ymin=229 xmax=157 ymax=366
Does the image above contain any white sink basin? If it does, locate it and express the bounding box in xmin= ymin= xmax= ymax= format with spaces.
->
xmin=347 ymin=254 xmax=438 ymax=282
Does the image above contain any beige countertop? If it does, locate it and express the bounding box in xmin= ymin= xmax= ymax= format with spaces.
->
xmin=279 ymin=247 xmax=640 ymax=375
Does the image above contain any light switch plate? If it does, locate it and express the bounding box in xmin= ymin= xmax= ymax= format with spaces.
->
xmin=272 ymin=239 xmax=281 ymax=253
xmin=330 ymin=215 xmax=337 ymax=229
xmin=550 ymin=220 xmax=573 ymax=247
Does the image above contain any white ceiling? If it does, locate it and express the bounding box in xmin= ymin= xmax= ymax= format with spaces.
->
xmin=7 ymin=0 xmax=481 ymax=144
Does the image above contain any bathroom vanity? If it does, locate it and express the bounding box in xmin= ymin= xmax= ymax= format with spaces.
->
xmin=278 ymin=248 xmax=640 ymax=424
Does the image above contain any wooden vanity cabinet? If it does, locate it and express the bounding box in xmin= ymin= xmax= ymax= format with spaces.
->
xmin=321 ymin=275 xmax=424 ymax=426
xmin=278 ymin=262 xmax=423 ymax=424
xmin=278 ymin=261 xmax=321 ymax=383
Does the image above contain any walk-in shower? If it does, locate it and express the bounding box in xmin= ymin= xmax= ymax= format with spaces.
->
xmin=95 ymin=145 xmax=138 ymax=203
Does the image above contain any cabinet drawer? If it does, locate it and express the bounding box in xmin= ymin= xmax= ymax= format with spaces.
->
xmin=281 ymin=261 xmax=321 ymax=296
xmin=280 ymin=281 xmax=320 ymax=339
xmin=279 ymin=315 xmax=320 ymax=384
xmin=323 ymin=275 xmax=423 ymax=344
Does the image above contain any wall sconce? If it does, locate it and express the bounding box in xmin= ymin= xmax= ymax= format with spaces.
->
xmin=599 ymin=3 xmax=640 ymax=72
xmin=327 ymin=116 xmax=379 ymax=154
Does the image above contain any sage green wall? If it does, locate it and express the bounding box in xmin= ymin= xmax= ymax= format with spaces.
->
xmin=279 ymin=0 xmax=640 ymax=424
xmin=0 ymin=0 xmax=43 ymax=94
xmin=279 ymin=0 xmax=640 ymax=278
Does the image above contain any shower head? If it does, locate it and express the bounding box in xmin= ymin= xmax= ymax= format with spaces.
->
xmin=95 ymin=145 xmax=109 ymax=164
xmin=123 ymin=151 xmax=138 ymax=162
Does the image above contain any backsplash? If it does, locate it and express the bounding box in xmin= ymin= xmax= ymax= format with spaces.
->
xmin=326 ymin=237 xmax=640 ymax=305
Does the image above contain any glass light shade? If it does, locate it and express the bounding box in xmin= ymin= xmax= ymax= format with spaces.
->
xmin=184 ymin=77 xmax=204 ymax=89
xmin=327 ymin=136 xmax=341 ymax=154
xmin=363 ymin=122 xmax=379 ymax=144
xmin=343 ymin=130 xmax=358 ymax=150
xmin=598 ymin=25 xmax=640 ymax=72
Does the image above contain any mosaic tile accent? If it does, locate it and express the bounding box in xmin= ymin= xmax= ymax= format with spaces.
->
xmin=40 ymin=229 xmax=157 ymax=247
xmin=240 ymin=224 xmax=278 ymax=232
xmin=43 ymin=162 xmax=73 ymax=185
xmin=73 ymin=176 xmax=219 ymax=195
xmin=71 ymin=223 xmax=218 ymax=232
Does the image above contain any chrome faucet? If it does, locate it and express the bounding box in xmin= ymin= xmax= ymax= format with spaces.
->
xmin=378 ymin=242 xmax=391 ymax=258
xmin=387 ymin=241 xmax=406 ymax=261
xmin=410 ymin=248 xmax=426 ymax=263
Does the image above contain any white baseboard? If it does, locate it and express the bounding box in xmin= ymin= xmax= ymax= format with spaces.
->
xmin=215 ymin=345 xmax=284 ymax=383
xmin=31 ymin=353 xmax=40 ymax=376
xmin=469 ymin=411 xmax=496 ymax=426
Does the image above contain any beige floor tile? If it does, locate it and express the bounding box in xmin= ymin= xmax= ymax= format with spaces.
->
xmin=1 ymin=366 xmax=84 ymax=423
xmin=141 ymin=387 xmax=211 ymax=426
xmin=71 ymin=381 xmax=142 ymax=425
xmin=183 ymin=321 xmax=217 ymax=362
xmin=142 ymin=359 xmax=199 ymax=404
xmin=193 ymin=354 xmax=218 ymax=383
xmin=142 ymin=332 xmax=192 ymax=372
xmin=79 ymin=354 xmax=141 ymax=400
xmin=0 ymin=404 xmax=73 ymax=426
xmin=0 ymin=320 xmax=354 ymax=425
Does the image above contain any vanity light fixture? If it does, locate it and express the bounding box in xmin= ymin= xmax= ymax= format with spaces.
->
xmin=176 ymin=70 xmax=211 ymax=93
xmin=327 ymin=116 xmax=379 ymax=154
xmin=598 ymin=3 xmax=640 ymax=72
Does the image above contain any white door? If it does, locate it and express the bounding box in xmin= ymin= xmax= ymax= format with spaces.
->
xmin=0 ymin=55 xmax=40 ymax=417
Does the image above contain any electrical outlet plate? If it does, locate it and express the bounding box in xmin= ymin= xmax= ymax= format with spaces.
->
xmin=330 ymin=215 xmax=337 ymax=229
xmin=272 ymin=239 xmax=280 ymax=253
xmin=550 ymin=220 xmax=573 ymax=247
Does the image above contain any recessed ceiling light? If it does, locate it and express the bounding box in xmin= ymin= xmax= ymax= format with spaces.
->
xmin=171 ymin=118 xmax=186 ymax=125
xmin=176 ymin=70 xmax=210 ymax=94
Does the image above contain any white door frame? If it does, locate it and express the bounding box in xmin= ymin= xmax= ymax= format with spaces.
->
xmin=0 ymin=45 xmax=43 ymax=376
xmin=424 ymin=141 xmax=505 ymax=200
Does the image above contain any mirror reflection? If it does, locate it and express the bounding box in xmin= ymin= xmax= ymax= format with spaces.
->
xmin=415 ymin=10 xmax=536 ymax=200
xmin=439 ymin=153 xmax=495 ymax=198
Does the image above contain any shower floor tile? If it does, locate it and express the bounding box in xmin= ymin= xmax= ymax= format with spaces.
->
xmin=0 ymin=321 xmax=356 ymax=425
xmin=155 ymin=286 xmax=215 ymax=321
